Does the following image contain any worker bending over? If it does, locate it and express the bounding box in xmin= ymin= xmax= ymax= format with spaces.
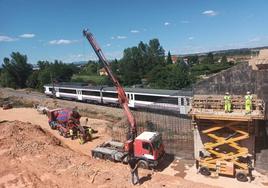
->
xmin=224 ymin=92 xmax=232 ymax=113
xmin=128 ymin=156 xmax=140 ymax=185
xmin=245 ymin=91 xmax=253 ymax=114
xmin=78 ymin=127 xmax=93 ymax=144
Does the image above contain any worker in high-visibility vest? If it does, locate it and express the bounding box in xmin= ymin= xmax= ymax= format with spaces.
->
xmin=87 ymin=127 xmax=93 ymax=141
xmin=69 ymin=128 xmax=74 ymax=140
xmin=78 ymin=130 xmax=85 ymax=144
xmin=245 ymin=91 xmax=253 ymax=114
xmin=224 ymin=92 xmax=232 ymax=113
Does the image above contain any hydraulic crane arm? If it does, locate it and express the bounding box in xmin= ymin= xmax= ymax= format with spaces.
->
xmin=83 ymin=29 xmax=137 ymax=140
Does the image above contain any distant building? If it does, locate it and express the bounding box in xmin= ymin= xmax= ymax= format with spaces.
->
xmin=99 ymin=68 xmax=108 ymax=76
xmin=171 ymin=55 xmax=178 ymax=63
xmin=183 ymin=58 xmax=189 ymax=65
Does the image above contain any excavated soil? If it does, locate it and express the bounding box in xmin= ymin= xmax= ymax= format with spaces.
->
xmin=0 ymin=110 xmax=217 ymax=188
xmin=0 ymin=120 xmax=174 ymax=188
xmin=0 ymin=105 xmax=266 ymax=187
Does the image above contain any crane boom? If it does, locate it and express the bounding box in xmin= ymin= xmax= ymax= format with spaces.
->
xmin=83 ymin=29 xmax=137 ymax=140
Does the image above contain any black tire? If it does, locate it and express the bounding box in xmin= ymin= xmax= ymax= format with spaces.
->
xmin=236 ymin=172 xmax=248 ymax=182
xmin=199 ymin=167 xmax=211 ymax=176
xmin=138 ymin=160 xmax=149 ymax=169
xmin=94 ymin=152 xmax=103 ymax=159
xmin=103 ymin=154 xmax=109 ymax=160
xmin=63 ymin=132 xmax=67 ymax=138
xmin=92 ymin=152 xmax=97 ymax=158
xmin=59 ymin=129 xmax=63 ymax=136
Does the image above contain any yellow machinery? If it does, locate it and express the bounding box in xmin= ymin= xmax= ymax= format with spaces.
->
xmin=191 ymin=95 xmax=265 ymax=182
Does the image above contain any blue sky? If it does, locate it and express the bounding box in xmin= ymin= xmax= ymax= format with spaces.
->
xmin=1 ymin=0 xmax=268 ymax=64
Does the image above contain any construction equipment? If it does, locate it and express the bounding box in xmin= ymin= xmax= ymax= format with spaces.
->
xmin=83 ymin=29 xmax=165 ymax=168
xmin=47 ymin=108 xmax=92 ymax=143
xmin=191 ymin=94 xmax=265 ymax=182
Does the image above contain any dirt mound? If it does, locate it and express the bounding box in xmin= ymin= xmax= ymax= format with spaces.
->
xmin=0 ymin=121 xmax=121 ymax=187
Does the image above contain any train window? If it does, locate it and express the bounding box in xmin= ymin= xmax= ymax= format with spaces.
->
xmin=59 ymin=88 xmax=76 ymax=94
xmin=102 ymin=92 xmax=118 ymax=98
xmin=181 ymin=98 xmax=184 ymax=106
xmin=135 ymin=94 xmax=178 ymax=105
xmin=161 ymin=97 xmax=178 ymax=105
xmin=186 ymin=98 xmax=190 ymax=106
xmin=135 ymin=94 xmax=161 ymax=102
xmin=82 ymin=90 xmax=100 ymax=96
xmin=49 ymin=88 xmax=53 ymax=91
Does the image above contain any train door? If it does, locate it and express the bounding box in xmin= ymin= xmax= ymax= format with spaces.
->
xmin=55 ymin=87 xmax=60 ymax=98
xmin=77 ymin=90 xmax=83 ymax=101
xmin=127 ymin=93 xmax=135 ymax=107
xmin=179 ymin=97 xmax=186 ymax=114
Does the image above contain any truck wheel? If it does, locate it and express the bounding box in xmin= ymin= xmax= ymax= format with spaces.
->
xmin=92 ymin=152 xmax=96 ymax=158
xmin=138 ymin=160 xmax=149 ymax=169
xmin=63 ymin=132 xmax=67 ymax=138
xmin=94 ymin=152 xmax=103 ymax=159
xmin=236 ymin=172 xmax=248 ymax=182
xmin=103 ymin=154 xmax=109 ymax=160
xmin=199 ymin=167 xmax=211 ymax=176
xmin=59 ymin=130 xmax=63 ymax=136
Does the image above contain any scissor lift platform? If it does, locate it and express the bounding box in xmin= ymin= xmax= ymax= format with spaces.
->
xmin=190 ymin=95 xmax=265 ymax=182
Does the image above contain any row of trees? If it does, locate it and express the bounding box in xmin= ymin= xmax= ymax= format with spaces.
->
xmin=0 ymin=52 xmax=79 ymax=90
xmin=0 ymin=39 xmax=234 ymax=90
xmin=74 ymin=39 xmax=192 ymax=89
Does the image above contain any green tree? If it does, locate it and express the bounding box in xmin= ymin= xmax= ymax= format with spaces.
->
xmin=187 ymin=55 xmax=199 ymax=66
xmin=148 ymin=63 xmax=191 ymax=89
xmin=0 ymin=52 xmax=33 ymax=88
xmin=207 ymin=52 xmax=214 ymax=64
xmin=166 ymin=51 xmax=173 ymax=64
xmin=120 ymin=47 xmax=142 ymax=86
xmin=26 ymin=71 xmax=39 ymax=88
xmin=35 ymin=60 xmax=79 ymax=89
xmin=221 ymin=55 xmax=228 ymax=64
xmin=148 ymin=39 xmax=165 ymax=66
xmin=110 ymin=59 xmax=119 ymax=74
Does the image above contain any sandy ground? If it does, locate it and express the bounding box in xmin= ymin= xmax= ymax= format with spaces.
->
xmin=0 ymin=107 xmax=267 ymax=188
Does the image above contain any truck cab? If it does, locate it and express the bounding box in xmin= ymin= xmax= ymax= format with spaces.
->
xmin=133 ymin=131 xmax=165 ymax=168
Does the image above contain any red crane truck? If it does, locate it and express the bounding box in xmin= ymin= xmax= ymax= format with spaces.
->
xmin=83 ymin=29 xmax=165 ymax=169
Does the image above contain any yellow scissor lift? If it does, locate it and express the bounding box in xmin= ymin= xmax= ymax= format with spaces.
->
xmin=190 ymin=95 xmax=265 ymax=182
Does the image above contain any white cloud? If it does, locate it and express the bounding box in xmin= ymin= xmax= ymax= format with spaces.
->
xmin=111 ymin=36 xmax=115 ymax=40
xmin=116 ymin=36 xmax=127 ymax=39
xmin=188 ymin=36 xmax=194 ymax=40
xmin=130 ymin=30 xmax=140 ymax=33
xmin=202 ymin=10 xmax=218 ymax=16
xmin=49 ymin=39 xmax=78 ymax=45
xmin=0 ymin=35 xmax=17 ymax=42
xmin=248 ymin=37 xmax=261 ymax=42
xmin=180 ymin=20 xmax=190 ymax=24
xmin=75 ymin=54 xmax=83 ymax=58
xmin=19 ymin=33 xmax=35 ymax=38
xmin=164 ymin=22 xmax=170 ymax=26
xmin=106 ymin=43 xmax=111 ymax=47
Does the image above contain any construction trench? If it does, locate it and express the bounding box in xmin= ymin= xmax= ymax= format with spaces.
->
xmin=0 ymin=50 xmax=268 ymax=187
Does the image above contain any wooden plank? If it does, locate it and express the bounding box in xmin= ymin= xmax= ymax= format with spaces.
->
xmin=191 ymin=114 xmax=264 ymax=121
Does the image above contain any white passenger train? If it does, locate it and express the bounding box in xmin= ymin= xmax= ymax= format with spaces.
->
xmin=44 ymin=83 xmax=192 ymax=115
